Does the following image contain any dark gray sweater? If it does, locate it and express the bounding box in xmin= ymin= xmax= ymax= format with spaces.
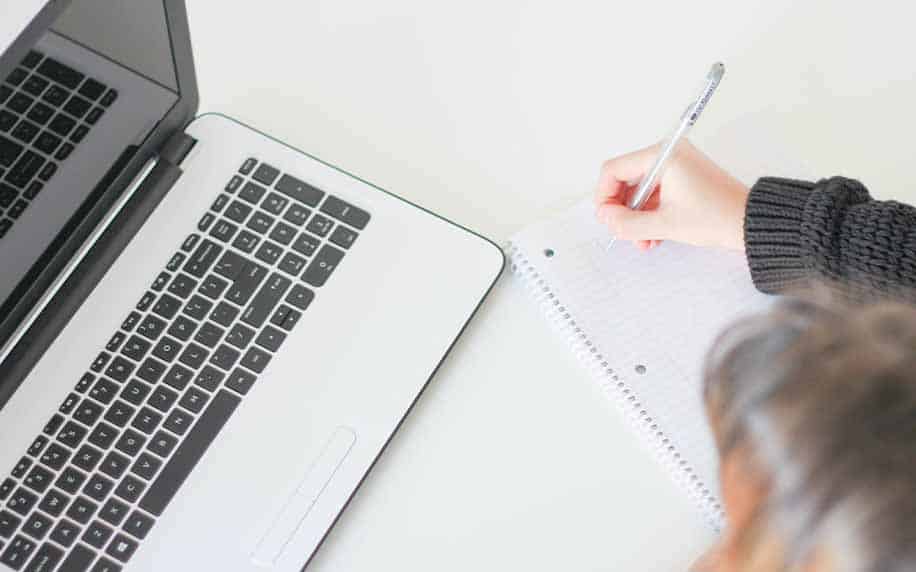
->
xmin=744 ymin=177 xmax=916 ymax=298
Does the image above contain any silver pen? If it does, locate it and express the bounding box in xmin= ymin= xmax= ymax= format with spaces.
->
xmin=605 ymin=62 xmax=725 ymax=250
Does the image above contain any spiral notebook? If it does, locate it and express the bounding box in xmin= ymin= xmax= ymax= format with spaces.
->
xmin=507 ymin=200 xmax=772 ymax=528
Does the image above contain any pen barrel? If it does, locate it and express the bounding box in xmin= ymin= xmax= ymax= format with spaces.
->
xmin=627 ymin=119 xmax=691 ymax=210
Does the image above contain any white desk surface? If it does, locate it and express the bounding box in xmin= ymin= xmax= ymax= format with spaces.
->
xmin=187 ymin=1 xmax=916 ymax=569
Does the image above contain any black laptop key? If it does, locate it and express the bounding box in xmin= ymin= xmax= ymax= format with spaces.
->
xmin=240 ymin=346 xmax=271 ymax=374
xmin=136 ymin=358 xmax=166 ymax=385
xmin=36 ymin=59 xmax=83 ymax=89
xmin=168 ymin=274 xmax=197 ymax=299
xmin=224 ymin=199 xmax=251 ymax=223
xmin=304 ymin=213 xmax=333 ymax=237
xmin=8 ymin=93 xmax=33 ymax=114
xmin=197 ymin=212 xmax=215 ymax=232
xmin=120 ymin=380 xmax=151 ymax=407
xmin=78 ymin=78 xmax=105 ymax=101
xmin=0 ymin=109 xmax=15 ymax=132
xmin=57 ymin=542 xmax=94 ymax=571
xmin=48 ymin=114 xmax=76 ymax=137
xmin=70 ymin=124 xmax=90 ymax=143
xmin=329 ymin=225 xmax=358 ymax=249
xmin=163 ymin=364 xmax=193 ymax=392
xmin=114 ymin=430 xmax=145 ymax=458
xmin=140 ymin=389 xmax=240 ymax=516
xmin=100 ymin=450 xmax=131 ymax=480
xmin=64 ymin=95 xmax=91 ymax=119
xmin=177 ymin=342 xmax=208 ymax=369
xmin=1 ymin=535 xmax=36 ymax=569
xmin=6 ymin=68 xmax=27 ymax=86
xmin=0 ymin=479 xmax=15 ymax=501
xmin=104 ymin=356 xmax=134 ymax=383
xmin=23 ymin=180 xmax=42 ymax=199
xmin=147 ymin=430 xmax=178 ymax=459
xmin=291 ymin=232 xmax=319 ymax=257
xmin=66 ymin=496 xmax=97 ymax=525
xmin=163 ymin=409 xmax=193 ymax=436
xmin=0 ymin=510 xmax=19 ymax=538
xmin=0 ymin=86 xmax=9 ymax=105
xmin=83 ymin=474 xmax=114 ymax=502
xmin=72 ymin=446 xmax=102 ymax=474
xmin=137 ymin=315 xmax=166 ymax=341
xmin=286 ymin=284 xmax=315 ymax=311
xmin=131 ymin=407 xmax=163 ymax=435
xmin=12 ymin=121 xmax=39 ymax=144
xmin=261 ymin=192 xmax=288 ymax=215
xmin=23 ymin=465 xmax=53 ymax=494
xmin=90 ymin=352 xmax=111 ymax=373
xmin=26 ymin=102 xmax=52 ymax=126
xmin=275 ymin=174 xmax=324 ymax=206
xmin=255 ymin=325 xmax=286 ymax=353
xmin=120 ymin=311 xmax=141 ymax=333
xmin=147 ymin=386 xmax=178 ymax=414
xmin=88 ymin=378 xmax=119 ymax=405
xmin=49 ymin=520 xmax=79 ymax=549
xmin=320 ymin=195 xmax=370 ymax=229
xmin=24 ymin=542 xmax=63 ymax=572
xmin=27 ymin=435 xmax=48 ymax=457
xmin=193 ymin=322 xmax=224 ymax=349
xmin=38 ymin=489 xmax=70 ymax=518
xmin=225 ymin=262 xmax=268 ymax=306
xmin=184 ymin=239 xmax=222 ymax=277
xmin=106 ymin=533 xmax=137 ymax=564
xmin=252 ymin=162 xmax=280 ymax=186
xmin=100 ymin=89 xmax=118 ymax=107
xmin=247 ymin=212 xmax=274 ymax=235
xmin=225 ymin=323 xmax=255 ymax=350
xmin=239 ymin=181 xmax=266 ymax=205
xmin=151 ymin=336 xmax=182 ymax=363
xmin=114 ymin=476 xmax=145 ymax=505
xmin=99 ymin=499 xmax=129 ymax=528
xmin=8 ymin=199 xmax=28 ymax=219
xmin=8 ymin=487 xmax=38 ymax=516
xmin=131 ymin=453 xmax=162 ymax=482
xmin=135 ymin=292 xmax=156 ymax=312
xmin=124 ymin=511 xmax=153 ymax=540
xmin=225 ymin=174 xmax=243 ymax=193
xmin=55 ymin=469 xmax=86 ymax=497
xmin=167 ymin=315 xmax=197 ymax=341
xmin=183 ymin=295 xmax=212 ymax=321
xmin=86 ymin=108 xmax=103 ymax=125
xmin=120 ymin=335 xmax=151 ymax=362
xmin=225 ymin=368 xmax=256 ymax=395
xmin=87 ymin=423 xmax=119 ymax=451
xmin=209 ymin=344 xmax=240 ymax=371
xmin=103 ymin=401 xmax=135 ymax=429
xmin=254 ymin=240 xmax=282 ymax=265
xmin=277 ymin=252 xmax=307 ymax=277
xmin=39 ymin=443 xmax=70 ymax=471
xmin=57 ymin=422 xmax=87 ymax=449
xmin=22 ymin=51 xmax=43 ymax=69
xmin=0 ymin=136 xmax=24 ymax=168
xmin=193 ymin=366 xmax=224 ymax=392
xmin=178 ymin=387 xmax=209 ymax=414
xmin=82 ymin=520 xmax=112 ymax=549
xmin=232 ymin=229 xmax=260 ymax=253
xmin=283 ymin=203 xmax=310 ymax=226
xmin=11 ymin=458 xmax=31 ymax=479
xmin=303 ymin=244 xmax=345 ymax=287
xmin=43 ymin=414 xmax=64 ymax=435
xmin=37 ymin=161 xmax=55 ymax=181
xmin=105 ymin=331 xmax=126 ymax=353
xmin=21 ymin=75 xmax=48 ymax=97
xmin=22 ymin=512 xmax=52 ymax=541
xmin=41 ymin=85 xmax=68 ymax=107
xmin=241 ymin=273 xmax=291 ymax=329
xmin=213 ymin=250 xmax=246 ymax=280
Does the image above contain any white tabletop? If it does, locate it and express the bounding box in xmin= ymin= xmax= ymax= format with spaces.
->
xmin=187 ymin=1 xmax=916 ymax=569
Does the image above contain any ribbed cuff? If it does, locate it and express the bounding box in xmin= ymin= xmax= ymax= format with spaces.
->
xmin=744 ymin=178 xmax=816 ymax=294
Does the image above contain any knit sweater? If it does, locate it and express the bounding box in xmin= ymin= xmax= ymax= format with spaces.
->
xmin=744 ymin=177 xmax=916 ymax=298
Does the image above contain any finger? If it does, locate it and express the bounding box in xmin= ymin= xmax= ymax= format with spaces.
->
xmin=597 ymin=203 xmax=668 ymax=242
xmin=637 ymin=240 xmax=651 ymax=251
xmin=594 ymin=144 xmax=660 ymax=206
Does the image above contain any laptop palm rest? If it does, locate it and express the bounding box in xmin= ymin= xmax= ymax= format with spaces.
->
xmin=251 ymin=427 xmax=357 ymax=567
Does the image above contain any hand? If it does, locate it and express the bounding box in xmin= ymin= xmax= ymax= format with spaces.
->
xmin=593 ymin=140 xmax=749 ymax=251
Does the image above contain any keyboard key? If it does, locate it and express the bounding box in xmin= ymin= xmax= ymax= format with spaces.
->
xmin=123 ymin=511 xmax=153 ymax=540
xmin=8 ymin=199 xmax=28 ymax=219
xmin=55 ymin=468 xmax=86 ymax=496
xmin=38 ymin=489 xmax=70 ymax=518
xmin=107 ymin=533 xmax=137 ymax=564
xmin=100 ymin=89 xmax=118 ymax=107
xmin=72 ymin=446 xmax=103 ymax=474
xmin=37 ymin=161 xmax=56 ymax=181
xmin=23 ymin=465 xmax=53 ymax=494
xmin=261 ymin=192 xmax=288 ymax=215
xmin=85 ymin=107 xmax=104 ymax=125
xmin=224 ymin=199 xmax=251 ymax=223
xmin=92 ymin=557 xmax=122 ymax=572
xmin=182 ymin=233 xmax=200 ymax=252
xmin=167 ymin=274 xmax=197 ymax=299
xmin=246 ymin=211 xmax=274 ymax=235
xmin=6 ymin=149 xmax=43 ymax=187
xmin=225 ymin=174 xmax=243 ymax=193
xmin=99 ymin=498 xmax=129 ymax=527
xmin=39 ymin=443 xmax=70 ymax=471
xmin=121 ymin=335 xmax=151 ymax=362
xmin=320 ymin=195 xmax=371 ymax=229
xmin=277 ymin=252 xmax=307 ymax=277
xmin=163 ymin=364 xmax=193 ymax=392
xmin=0 ymin=86 xmax=9 ymax=105
xmin=268 ymin=221 xmax=296 ymax=246
xmin=64 ymin=95 xmax=91 ymax=119
xmin=83 ymin=474 xmax=115 ymax=503
xmin=231 ymin=229 xmax=260 ymax=253
xmin=0 ymin=110 xmax=15 ymax=132
xmin=194 ymin=322 xmax=224 ymax=349
xmin=147 ymin=430 xmax=178 ymax=459
xmin=285 ymin=284 xmax=315 ymax=311
xmin=131 ymin=453 xmax=162 ymax=482
xmin=57 ymin=422 xmax=88 ymax=449
xmin=198 ymin=212 xmax=215 ymax=232
xmin=163 ymin=409 xmax=193 ymax=436
xmin=21 ymin=75 xmax=48 ymax=97
xmin=239 ymin=181 xmax=266 ymax=204
xmin=32 ymin=131 xmax=59 ymax=155
xmin=120 ymin=380 xmax=152 ymax=407
xmin=140 ymin=390 xmax=240 ymax=515
xmin=177 ymin=343 xmax=209 ymax=369
xmin=11 ymin=458 xmax=31 ymax=479
xmin=239 ymin=157 xmax=257 ymax=175
xmin=184 ymin=239 xmax=223 ymax=277
xmin=22 ymin=52 xmax=43 ymax=69
xmin=0 ymin=479 xmax=15 ymax=501
xmin=136 ymin=292 xmax=156 ymax=312
xmin=291 ymin=232 xmax=319 ymax=257
xmin=88 ymin=378 xmax=119 ymax=405
xmin=5 ymin=68 xmax=27 ymax=86
xmin=137 ymin=315 xmax=167 ymax=341
xmin=104 ymin=356 xmax=134 ymax=383
xmin=103 ymin=402 xmax=135 ymax=430
xmin=213 ymin=250 xmax=247 ymax=280
xmin=255 ymin=325 xmax=286 ymax=353
xmin=12 ymin=120 xmax=39 ymax=144
xmin=241 ymin=273 xmax=291 ymax=329
xmin=151 ymin=336 xmax=182 ymax=363
xmin=58 ymin=543 xmax=94 ymax=570
xmin=79 ymin=78 xmax=106 ymax=101
xmin=42 ymin=414 xmax=64 ymax=435
xmin=329 ymin=225 xmax=358 ymax=249
xmin=66 ymin=496 xmax=97 ymax=524
xmin=211 ymin=193 xmax=229 ymax=213
xmin=193 ymin=366 xmax=224 ymax=392
xmin=41 ymin=85 xmax=68 ymax=106
xmin=22 ymin=512 xmax=52 ymax=541
xmin=275 ymin=173 xmax=324 ymax=206
xmin=105 ymin=332 xmax=126 ymax=353
xmin=225 ymin=323 xmax=255 ymax=350
xmin=114 ymin=430 xmax=146 ymax=458
xmin=210 ymin=344 xmax=240 ymax=371
xmin=27 ymin=435 xmax=48 ymax=457
xmin=148 ymin=386 xmax=178 ymax=413
xmin=23 ymin=180 xmax=42 ymax=199
xmin=0 ymin=510 xmax=20 ymax=538
xmin=136 ymin=358 xmax=166 ymax=385
xmin=252 ymin=163 xmax=280 ymax=186
xmin=26 ymin=102 xmax=53 ymax=126
xmin=240 ymin=346 xmax=271 ymax=374
xmin=7 ymin=487 xmax=38 ymax=516
xmin=198 ymin=275 xmax=228 ymax=299
xmin=114 ymin=476 xmax=145 ymax=504
xmin=131 ymin=408 xmax=163 ymax=435
xmin=70 ymin=124 xmax=90 ymax=143
xmin=225 ymin=262 xmax=268 ymax=306
xmin=270 ymin=305 xmax=302 ymax=331
xmin=283 ymin=203 xmax=310 ymax=226
xmin=0 ymin=535 xmax=36 ymax=569
xmin=82 ymin=520 xmax=113 ymax=549
xmin=254 ymin=240 xmax=282 ymax=264
xmin=48 ymin=114 xmax=76 ymax=137
xmin=87 ymin=423 xmax=119 ymax=450
xmin=303 ymin=244 xmax=345 ymax=287
xmin=178 ymin=387 xmax=209 ymax=414
xmin=121 ymin=312 xmax=142 ymax=332
xmin=167 ymin=315 xmax=197 ymax=341
xmin=183 ymin=295 xmax=213 ymax=321
xmin=8 ymin=93 xmax=33 ymax=114
xmin=306 ymin=213 xmax=335 ymax=238
xmin=25 ymin=542 xmax=63 ymax=572
xmin=36 ymin=59 xmax=84 ymax=89
xmin=225 ymin=368 xmax=256 ymax=395
xmin=49 ymin=520 xmax=80 ymax=548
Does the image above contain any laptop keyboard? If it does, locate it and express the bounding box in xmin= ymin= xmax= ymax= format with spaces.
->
xmin=0 ymin=159 xmax=369 ymax=571
xmin=0 ymin=50 xmax=117 ymax=239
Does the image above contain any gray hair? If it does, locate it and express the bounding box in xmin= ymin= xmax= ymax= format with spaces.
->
xmin=703 ymin=295 xmax=916 ymax=571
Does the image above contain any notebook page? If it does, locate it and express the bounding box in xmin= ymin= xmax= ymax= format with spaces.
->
xmin=509 ymin=200 xmax=772 ymax=525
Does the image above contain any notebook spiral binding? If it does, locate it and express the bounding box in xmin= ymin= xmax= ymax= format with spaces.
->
xmin=505 ymin=241 xmax=725 ymax=531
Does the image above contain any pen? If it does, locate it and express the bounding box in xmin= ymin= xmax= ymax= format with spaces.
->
xmin=605 ymin=62 xmax=725 ymax=250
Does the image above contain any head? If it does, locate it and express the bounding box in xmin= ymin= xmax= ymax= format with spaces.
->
xmin=702 ymin=296 xmax=916 ymax=571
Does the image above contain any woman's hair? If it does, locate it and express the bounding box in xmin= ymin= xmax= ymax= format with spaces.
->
xmin=703 ymin=293 xmax=916 ymax=571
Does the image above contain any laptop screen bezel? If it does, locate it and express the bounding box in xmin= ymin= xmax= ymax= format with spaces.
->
xmin=0 ymin=0 xmax=198 ymax=373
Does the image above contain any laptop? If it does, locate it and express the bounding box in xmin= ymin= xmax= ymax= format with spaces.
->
xmin=0 ymin=1 xmax=504 ymax=570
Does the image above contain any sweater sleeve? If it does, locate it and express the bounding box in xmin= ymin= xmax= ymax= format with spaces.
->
xmin=744 ymin=176 xmax=916 ymax=298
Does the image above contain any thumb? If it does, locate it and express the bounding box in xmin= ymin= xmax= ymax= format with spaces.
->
xmin=598 ymin=203 xmax=668 ymax=242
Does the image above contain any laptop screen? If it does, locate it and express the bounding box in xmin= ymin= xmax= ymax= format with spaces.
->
xmin=0 ymin=0 xmax=183 ymax=341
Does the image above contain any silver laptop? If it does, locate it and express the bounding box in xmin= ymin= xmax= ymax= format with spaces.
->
xmin=0 ymin=1 xmax=504 ymax=570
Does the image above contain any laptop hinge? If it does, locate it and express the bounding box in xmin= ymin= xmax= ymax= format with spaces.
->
xmin=160 ymin=132 xmax=198 ymax=166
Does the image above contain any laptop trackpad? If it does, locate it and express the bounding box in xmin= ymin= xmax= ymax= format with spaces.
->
xmin=251 ymin=427 xmax=357 ymax=567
